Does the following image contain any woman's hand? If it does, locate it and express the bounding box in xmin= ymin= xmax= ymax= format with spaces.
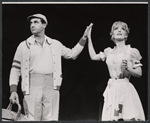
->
xmin=83 ymin=23 xmax=93 ymax=40
xmin=121 ymin=59 xmax=142 ymax=77
xmin=122 ymin=59 xmax=132 ymax=71
xmin=87 ymin=23 xmax=93 ymax=39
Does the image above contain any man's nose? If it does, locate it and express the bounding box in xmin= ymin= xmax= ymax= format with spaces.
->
xmin=30 ymin=23 xmax=34 ymax=28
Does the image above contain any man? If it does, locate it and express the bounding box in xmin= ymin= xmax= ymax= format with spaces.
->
xmin=9 ymin=13 xmax=92 ymax=121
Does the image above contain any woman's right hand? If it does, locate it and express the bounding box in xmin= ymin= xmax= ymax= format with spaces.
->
xmin=82 ymin=23 xmax=93 ymax=40
xmin=87 ymin=23 xmax=93 ymax=39
xmin=9 ymin=91 xmax=19 ymax=104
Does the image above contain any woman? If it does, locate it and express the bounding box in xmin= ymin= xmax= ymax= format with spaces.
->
xmin=87 ymin=21 xmax=145 ymax=121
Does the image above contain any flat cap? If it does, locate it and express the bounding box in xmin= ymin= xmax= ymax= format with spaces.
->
xmin=27 ymin=13 xmax=48 ymax=25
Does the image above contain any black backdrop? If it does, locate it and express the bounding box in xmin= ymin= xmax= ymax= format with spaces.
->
xmin=2 ymin=3 xmax=148 ymax=121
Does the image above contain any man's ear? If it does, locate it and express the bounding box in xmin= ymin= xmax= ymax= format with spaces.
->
xmin=43 ymin=23 xmax=47 ymax=28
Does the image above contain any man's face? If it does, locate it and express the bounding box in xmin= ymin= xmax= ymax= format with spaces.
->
xmin=30 ymin=18 xmax=45 ymax=34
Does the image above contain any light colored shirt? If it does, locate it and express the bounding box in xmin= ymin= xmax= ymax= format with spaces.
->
xmin=9 ymin=35 xmax=85 ymax=94
xmin=29 ymin=40 xmax=53 ymax=74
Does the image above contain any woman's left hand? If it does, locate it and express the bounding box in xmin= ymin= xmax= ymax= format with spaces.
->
xmin=122 ymin=59 xmax=132 ymax=71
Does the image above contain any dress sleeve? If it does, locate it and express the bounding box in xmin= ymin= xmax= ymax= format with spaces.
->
xmin=104 ymin=47 xmax=113 ymax=56
xmin=130 ymin=48 xmax=142 ymax=68
xmin=99 ymin=47 xmax=112 ymax=61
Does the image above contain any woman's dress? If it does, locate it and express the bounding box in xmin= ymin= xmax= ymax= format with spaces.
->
xmin=101 ymin=45 xmax=145 ymax=121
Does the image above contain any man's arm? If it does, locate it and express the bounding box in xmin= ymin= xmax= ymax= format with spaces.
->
xmin=61 ymin=24 xmax=92 ymax=59
xmin=9 ymin=43 xmax=22 ymax=103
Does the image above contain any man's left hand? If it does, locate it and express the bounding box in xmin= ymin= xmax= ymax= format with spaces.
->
xmin=55 ymin=86 xmax=60 ymax=91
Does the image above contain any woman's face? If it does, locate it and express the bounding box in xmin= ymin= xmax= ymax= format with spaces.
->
xmin=112 ymin=24 xmax=128 ymax=41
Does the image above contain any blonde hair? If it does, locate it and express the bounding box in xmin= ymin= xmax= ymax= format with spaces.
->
xmin=110 ymin=21 xmax=130 ymax=42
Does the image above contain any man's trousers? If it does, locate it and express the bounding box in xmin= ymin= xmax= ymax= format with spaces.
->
xmin=23 ymin=73 xmax=59 ymax=121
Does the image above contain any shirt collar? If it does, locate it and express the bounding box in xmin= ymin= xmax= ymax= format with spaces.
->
xmin=27 ymin=35 xmax=53 ymax=46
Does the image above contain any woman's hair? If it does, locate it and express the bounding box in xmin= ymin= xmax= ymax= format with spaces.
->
xmin=110 ymin=21 xmax=130 ymax=42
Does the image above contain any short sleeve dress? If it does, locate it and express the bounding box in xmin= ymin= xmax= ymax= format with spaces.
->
xmin=101 ymin=45 xmax=145 ymax=121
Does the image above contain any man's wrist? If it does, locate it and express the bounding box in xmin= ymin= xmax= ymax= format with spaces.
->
xmin=82 ymin=35 xmax=87 ymax=40
xmin=10 ymin=84 xmax=17 ymax=93
xmin=79 ymin=36 xmax=87 ymax=46
xmin=54 ymin=86 xmax=60 ymax=91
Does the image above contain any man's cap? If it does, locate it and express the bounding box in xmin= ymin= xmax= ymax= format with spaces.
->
xmin=27 ymin=14 xmax=48 ymax=25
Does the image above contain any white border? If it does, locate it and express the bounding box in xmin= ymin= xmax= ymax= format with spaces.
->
xmin=2 ymin=2 xmax=148 ymax=4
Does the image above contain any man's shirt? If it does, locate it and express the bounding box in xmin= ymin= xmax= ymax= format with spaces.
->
xmin=29 ymin=40 xmax=53 ymax=74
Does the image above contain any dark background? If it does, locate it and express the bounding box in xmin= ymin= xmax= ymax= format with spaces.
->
xmin=2 ymin=3 xmax=148 ymax=121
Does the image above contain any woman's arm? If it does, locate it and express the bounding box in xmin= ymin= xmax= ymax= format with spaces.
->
xmin=122 ymin=59 xmax=142 ymax=78
xmin=127 ymin=66 xmax=142 ymax=78
xmin=88 ymin=25 xmax=102 ymax=61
